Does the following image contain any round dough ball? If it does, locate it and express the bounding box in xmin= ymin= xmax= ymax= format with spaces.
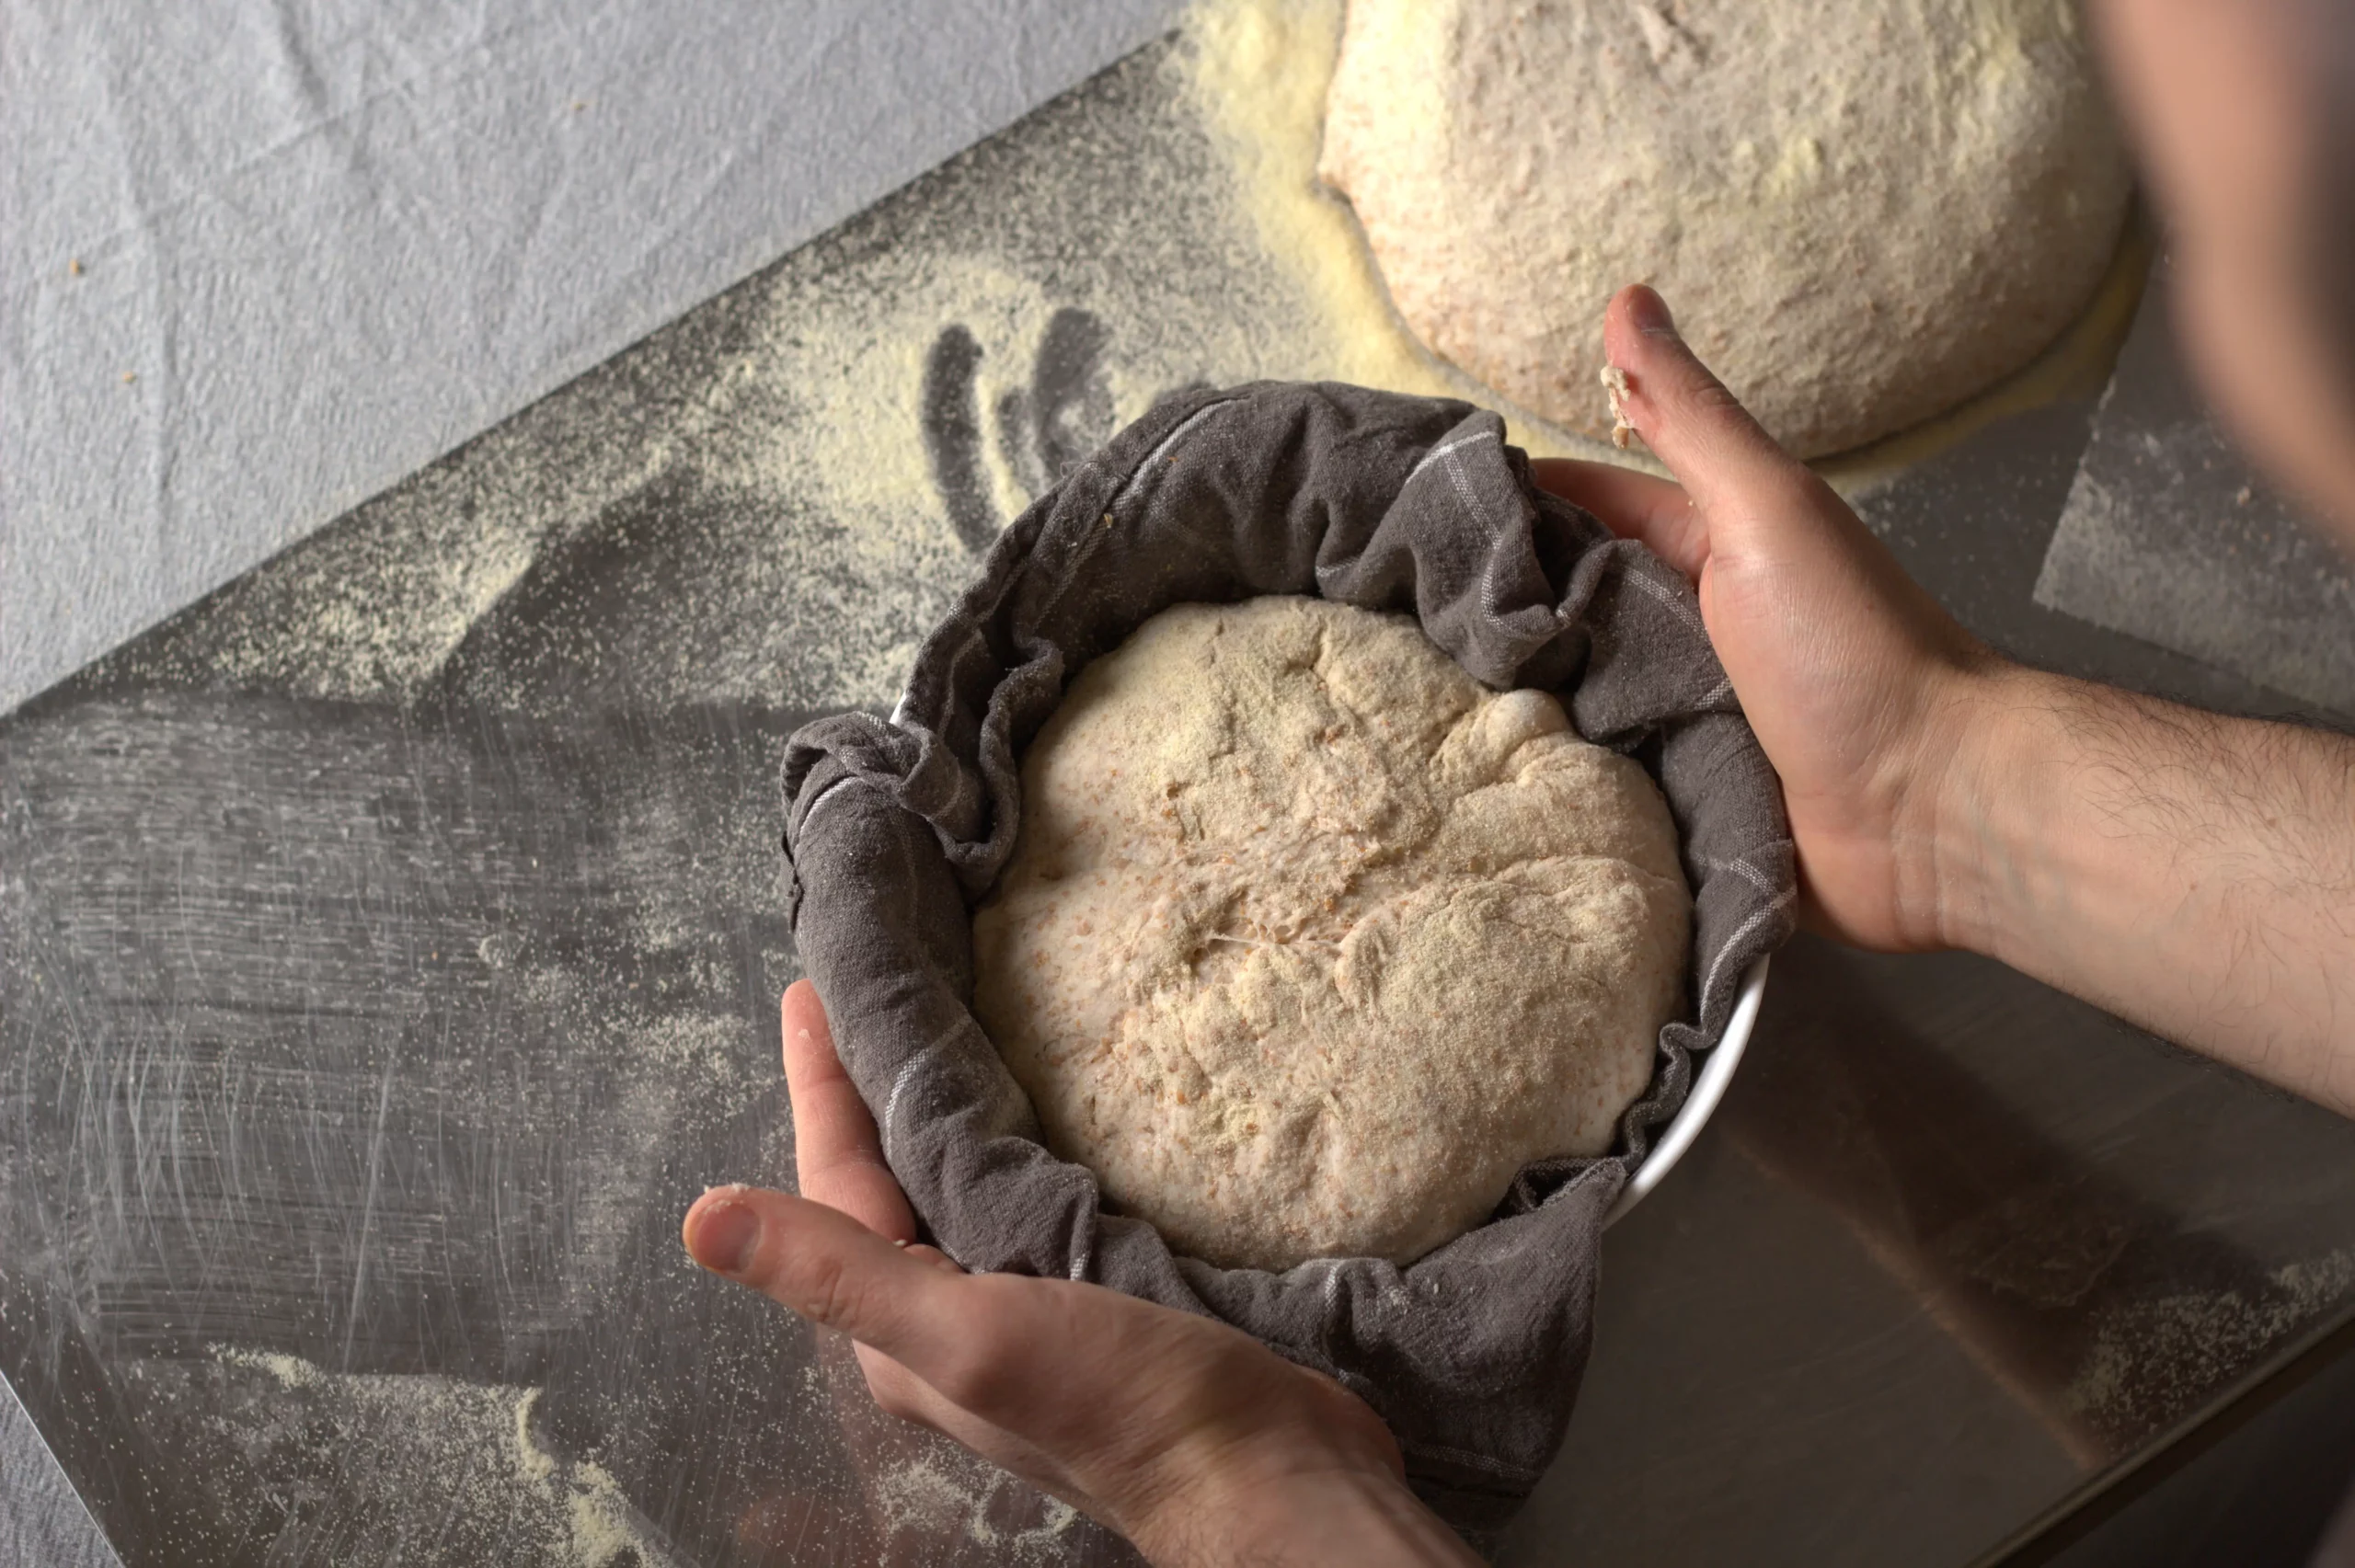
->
xmin=1318 ymin=0 xmax=2135 ymax=458
xmin=971 ymin=597 xmax=1689 ymax=1272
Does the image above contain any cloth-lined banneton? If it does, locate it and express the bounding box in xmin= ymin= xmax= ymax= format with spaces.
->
xmin=778 ymin=381 xmax=1794 ymax=1540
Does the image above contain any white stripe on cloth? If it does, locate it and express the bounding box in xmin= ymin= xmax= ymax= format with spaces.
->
xmin=1618 ymin=560 xmax=1710 ymax=639
xmin=880 ymin=1055 xmax=926 ymax=1165
xmin=1697 ymin=885 xmax=1796 ymax=1014
xmin=1406 ymin=427 xmax=1499 ymax=477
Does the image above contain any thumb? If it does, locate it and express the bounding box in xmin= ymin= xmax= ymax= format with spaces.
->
xmin=1603 ymin=285 xmax=1817 ymax=520
xmin=684 ymin=1185 xmax=967 ymax=1356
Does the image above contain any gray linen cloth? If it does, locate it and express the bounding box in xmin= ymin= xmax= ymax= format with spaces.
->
xmin=778 ymin=382 xmax=1795 ymax=1536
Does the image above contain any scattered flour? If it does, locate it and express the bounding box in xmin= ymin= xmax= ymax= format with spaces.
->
xmin=216 ymin=1346 xmax=322 ymax=1390
xmin=2064 ymin=1247 xmax=2355 ymax=1438
xmin=512 ymin=961 xmax=758 ymax=1308
xmin=1179 ymin=0 xmax=1585 ymax=447
xmin=104 ymin=5 xmax=2148 ymax=717
xmin=871 ymin=1455 xmax=1084 ymax=1561
xmin=191 ymin=1348 xmax=676 ymax=1567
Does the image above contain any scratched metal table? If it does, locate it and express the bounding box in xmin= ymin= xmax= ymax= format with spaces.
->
xmin=8 ymin=35 xmax=2355 ymax=1568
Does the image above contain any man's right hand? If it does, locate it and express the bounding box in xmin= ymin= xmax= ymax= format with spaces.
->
xmin=1537 ymin=285 xmax=2355 ymax=1104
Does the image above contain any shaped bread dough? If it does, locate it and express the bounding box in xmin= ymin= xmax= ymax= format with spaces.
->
xmin=1318 ymin=0 xmax=2135 ymax=458
xmin=971 ymin=597 xmax=1689 ymax=1271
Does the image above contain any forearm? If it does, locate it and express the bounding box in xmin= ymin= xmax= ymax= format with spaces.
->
xmin=1930 ymin=664 xmax=2355 ymax=1106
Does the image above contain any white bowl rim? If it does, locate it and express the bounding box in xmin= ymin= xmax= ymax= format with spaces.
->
xmin=1603 ymin=954 xmax=1770 ymax=1227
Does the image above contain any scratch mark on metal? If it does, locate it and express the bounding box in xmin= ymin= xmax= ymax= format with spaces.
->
xmin=342 ymin=1044 xmax=400 ymax=1372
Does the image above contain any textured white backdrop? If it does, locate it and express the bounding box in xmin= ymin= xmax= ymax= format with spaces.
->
xmin=1 ymin=0 xmax=1181 ymax=709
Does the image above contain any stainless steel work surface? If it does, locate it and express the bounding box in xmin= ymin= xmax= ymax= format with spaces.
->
xmin=6 ymin=32 xmax=2355 ymax=1568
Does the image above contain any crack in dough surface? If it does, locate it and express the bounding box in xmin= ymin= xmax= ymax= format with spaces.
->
xmin=972 ymin=597 xmax=1689 ymax=1271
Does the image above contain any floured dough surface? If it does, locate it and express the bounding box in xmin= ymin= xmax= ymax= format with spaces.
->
xmin=971 ymin=597 xmax=1689 ymax=1271
xmin=1318 ymin=0 xmax=2134 ymax=458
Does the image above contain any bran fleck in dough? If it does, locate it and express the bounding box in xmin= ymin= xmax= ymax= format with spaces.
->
xmin=971 ymin=597 xmax=1690 ymax=1272
xmin=1318 ymin=0 xmax=2135 ymax=458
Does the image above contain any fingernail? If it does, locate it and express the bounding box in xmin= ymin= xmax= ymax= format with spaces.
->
xmin=1626 ymin=285 xmax=1678 ymax=339
xmin=693 ymin=1198 xmax=762 ymax=1275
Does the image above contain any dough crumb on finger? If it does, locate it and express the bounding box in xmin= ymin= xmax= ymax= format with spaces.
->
xmin=1602 ymin=365 xmax=1635 ymax=450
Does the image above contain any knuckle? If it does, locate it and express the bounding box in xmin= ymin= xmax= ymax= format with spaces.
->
xmin=1685 ymin=370 xmax=1743 ymax=415
xmin=925 ymin=1338 xmax=1010 ymax=1413
xmin=922 ymin=1290 xmax=1022 ymax=1412
xmin=792 ymin=1248 xmax=866 ymax=1333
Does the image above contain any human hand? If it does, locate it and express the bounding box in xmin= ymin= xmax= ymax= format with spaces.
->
xmin=681 ymin=980 xmax=1477 ymax=1568
xmin=1534 ymin=285 xmax=2004 ymax=952
xmin=1539 ymin=286 xmax=2355 ymax=1089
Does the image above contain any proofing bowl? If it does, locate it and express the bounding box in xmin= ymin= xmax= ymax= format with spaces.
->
xmin=1605 ymin=955 xmax=1771 ymax=1226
